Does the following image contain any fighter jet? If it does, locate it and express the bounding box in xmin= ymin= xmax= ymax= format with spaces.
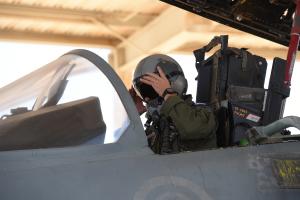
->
xmin=0 ymin=1 xmax=300 ymax=200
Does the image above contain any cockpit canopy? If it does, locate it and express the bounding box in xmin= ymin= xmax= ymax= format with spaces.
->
xmin=160 ymin=0 xmax=296 ymax=48
xmin=0 ymin=50 xmax=133 ymax=151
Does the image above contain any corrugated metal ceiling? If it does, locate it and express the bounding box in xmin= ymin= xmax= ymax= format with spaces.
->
xmin=0 ymin=0 xmax=168 ymax=46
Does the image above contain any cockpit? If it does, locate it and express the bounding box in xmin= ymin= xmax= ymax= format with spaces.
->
xmin=0 ymin=47 xmax=299 ymax=153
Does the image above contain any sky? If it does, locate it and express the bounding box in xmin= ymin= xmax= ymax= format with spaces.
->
xmin=0 ymin=41 xmax=299 ymax=134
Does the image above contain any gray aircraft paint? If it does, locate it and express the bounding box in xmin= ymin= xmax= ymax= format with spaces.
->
xmin=0 ymin=50 xmax=299 ymax=200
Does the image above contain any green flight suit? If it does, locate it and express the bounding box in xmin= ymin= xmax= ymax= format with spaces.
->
xmin=160 ymin=95 xmax=217 ymax=151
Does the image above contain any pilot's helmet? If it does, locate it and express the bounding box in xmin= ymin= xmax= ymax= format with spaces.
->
xmin=133 ymin=54 xmax=188 ymax=101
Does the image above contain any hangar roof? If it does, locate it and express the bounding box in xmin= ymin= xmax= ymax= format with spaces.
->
xmin=0 ymin=0 xmax=290 ymax=86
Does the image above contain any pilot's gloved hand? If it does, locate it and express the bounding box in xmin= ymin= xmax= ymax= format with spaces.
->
xmin=140 ymin=66 xmax=177 ymax=101
xmin=129 ymin=86 xmax=147 ymax=115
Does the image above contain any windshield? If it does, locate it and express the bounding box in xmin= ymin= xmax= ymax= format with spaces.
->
xmin=0 ymin=52 xmax=129 ymax=146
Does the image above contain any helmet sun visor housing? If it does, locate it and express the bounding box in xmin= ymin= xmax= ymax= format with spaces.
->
xmin=133 ymin=54 xmax=188 ymax=101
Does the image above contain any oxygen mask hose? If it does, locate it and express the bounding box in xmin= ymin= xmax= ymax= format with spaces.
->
xmin=247 ymin=116 xmax=300 ymax=145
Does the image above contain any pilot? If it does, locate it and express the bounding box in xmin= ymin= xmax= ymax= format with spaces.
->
xmin=130 ymin=54 xmax=217 ymax=154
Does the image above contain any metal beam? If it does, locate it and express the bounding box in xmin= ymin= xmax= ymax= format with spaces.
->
xmin=112 ymin=7 xmax=189 ymax=71
xmin=0 ymin=29 xmax=119 ymax=47
xmin=0 ymin=2 xmax=155 ymax=28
